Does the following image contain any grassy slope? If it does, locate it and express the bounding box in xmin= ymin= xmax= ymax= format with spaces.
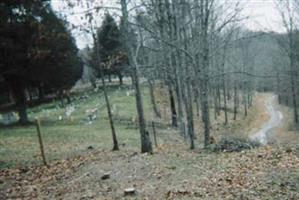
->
xmin=0 ymin=89 xmax=280 ymax=168
xmin=0 ymin=85 xmax=153 ymax=168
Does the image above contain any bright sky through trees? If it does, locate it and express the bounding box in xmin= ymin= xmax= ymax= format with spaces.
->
xmin=51 ymin=0 xmax=281 ymax=49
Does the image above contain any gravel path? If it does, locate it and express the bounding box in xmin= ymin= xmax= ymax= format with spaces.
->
xmin=250 ymin=95 xmax=284 ymax=144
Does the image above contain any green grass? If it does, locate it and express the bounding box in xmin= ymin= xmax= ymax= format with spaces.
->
xmin=0 ymin=85 xmax=154 ymax=169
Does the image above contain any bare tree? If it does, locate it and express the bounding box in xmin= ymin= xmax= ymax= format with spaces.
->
xmin=276 ymin=0 xmax=298 ymax=123
xmin=121 ymin=0 xmax=153 ymax=153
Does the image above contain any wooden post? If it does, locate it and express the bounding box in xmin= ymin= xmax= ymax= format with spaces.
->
xmin=152 ymin=121 xmax=158 ymax=147
xmin=35 ymin=118 xmax=48 ymax=167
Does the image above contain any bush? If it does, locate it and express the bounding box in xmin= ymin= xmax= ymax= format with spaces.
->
xmin=211 ymin=136 xmax=260 ymax=152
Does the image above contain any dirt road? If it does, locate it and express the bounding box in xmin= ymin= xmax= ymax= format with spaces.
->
xmin=250 ymin=95 xmax=284 ymax=144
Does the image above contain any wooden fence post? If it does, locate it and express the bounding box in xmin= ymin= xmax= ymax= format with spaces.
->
xmin=35 ymin=118 xmax=48 ymax=167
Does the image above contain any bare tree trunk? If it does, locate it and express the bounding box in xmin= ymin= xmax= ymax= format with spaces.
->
xmin=38 ymin=83 xmax=45 ymax=101
xmin=148 ymin=80 xmax=161 ymax=118
xmin=118 ymin=72 xmax=123 ymax=86
xmin=155 ymin=0 xmax=178 ymax=128
xmin=213 ymin=88 xmax=218 ymax=120
xmin=221 ymin=53 xmax=228 ymax=125
xmin=243 ymin=80 xmax=248 ymax=117
xmin=194 ymin=88 xmax=201 ymax=117
xmin=216 ymin=82 xmax=221 ymax=116
xmin=233 ymin=80 xmax=238 ymax=120
xmin=18 ymin=105 xmax=29 ymax=124
xmin=166 ymin=0 xmax=186 ymax=135
xmin=152 ymin=121 xmax=158 ymax=147
xmin=87 ymin=1 xmax=119 ymax=150
xmin=94 ymin=38 xmax=119 ymax=151
xmin=86 ymin=1 xmax=119 ymax=151
xmin=58 ymin=89 xmax=65 ymax=108
xmin=185 ymin=80 xmax=195 ymax=149
xmin=201 ymin=75 xmax=211 ymax=148
xmin=276 ymin=72 xmax=281 ymax=104
xmin=226 ymin=76 xmax=231 ymax=101
xmin=222 ymin=76 xmax=228 ymax=124
xmin=289 ymin=36 xmax=298 ymax=123
xmin=132 ymin=65 xmax=153 ymax=153
xmin=121 ymin=0 xmax=153 ymax=153
xmin=168 ymin=85 xmax=178 ymax=127
xmin=290 ymin=58 xmax=298 ymax=123
xmin=276 ymin=1 xmax=298 ymax=123
xmin=200 ymin=0 xmax=211 ymax=148
xmin=11 ymin=79 xmax=29 ymax=124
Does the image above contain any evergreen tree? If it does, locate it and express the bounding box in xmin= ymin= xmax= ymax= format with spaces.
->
xmin=91 ymin=13 xmax=125 ymax=84
xmin=0 ymin=1 xmax=82 ymax=124
xmin=30 ymin=5 xmax=83 ymax=91
xmin=98 ymin=13 xmax=121 ymax=62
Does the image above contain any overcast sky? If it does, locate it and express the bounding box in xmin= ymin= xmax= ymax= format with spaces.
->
xmin=51 ymin=0 xmax=282 ymax=49
xmin=241 ymin=0 xmax=281 ymax=32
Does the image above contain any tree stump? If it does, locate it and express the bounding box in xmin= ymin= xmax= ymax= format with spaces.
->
xmin=124 ymin=187 xmax=136 ymax=196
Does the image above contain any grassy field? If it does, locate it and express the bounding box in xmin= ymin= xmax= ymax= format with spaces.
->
xmin=0 ymin=85 xmax=157 ymax=168
xmin=0 ymin=85 xmax=279 ymax=169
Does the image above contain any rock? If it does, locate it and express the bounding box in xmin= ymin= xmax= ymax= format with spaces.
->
xmin=0 ymin=112 xmax=19 ymax=125
xmin=120 ymin=143 xmax=126 ymax=147
xmin=101 ymin=172 xmax=110 ymax=180
xmin=20 ymin=167 xmax=29 ymax=173
xmin=124 ymin=187 xmax=136 ymax=196
xmin=166 ymin=165 xmax=176 ymax=170
xmin=130 ymin=152 xmax=138 ymax=157
xmin=286 ymin=147 xmax=292 ymax=153
xmin=80 ymin=190 xmax=94 ymax=199
xmin=127 ymin=90 xmax=136 ymax=96
xmin=65 ymin=106 xmax=75 ymax=118
xmin=85 ymin=108 xmax=98 ymax=123
xmin=87 ymin=146 xmax=94 ymax=150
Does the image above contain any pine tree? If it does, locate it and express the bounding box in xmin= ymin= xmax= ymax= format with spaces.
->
xmin=91 ymin=13 xmax=124 ymax=84
xmin=0 ymin=1 xmax=82 ymax=124
xmin=98 ymin=13 xmax=121 ymax=62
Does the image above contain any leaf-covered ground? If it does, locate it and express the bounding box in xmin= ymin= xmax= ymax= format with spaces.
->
xmin=1 ymin=134 xmax=299 ymax=199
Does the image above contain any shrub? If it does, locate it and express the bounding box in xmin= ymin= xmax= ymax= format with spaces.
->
xmin=211 ymin=136 xmax=260 ymax=152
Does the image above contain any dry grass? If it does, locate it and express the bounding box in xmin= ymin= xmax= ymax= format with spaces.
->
xmin=154 ymin=88 xmax=273 ymax=146
xmin=270 ymin=99 xmax=299 ymax=146
xmin=206 ymin=93 xmax=272 ymax=143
